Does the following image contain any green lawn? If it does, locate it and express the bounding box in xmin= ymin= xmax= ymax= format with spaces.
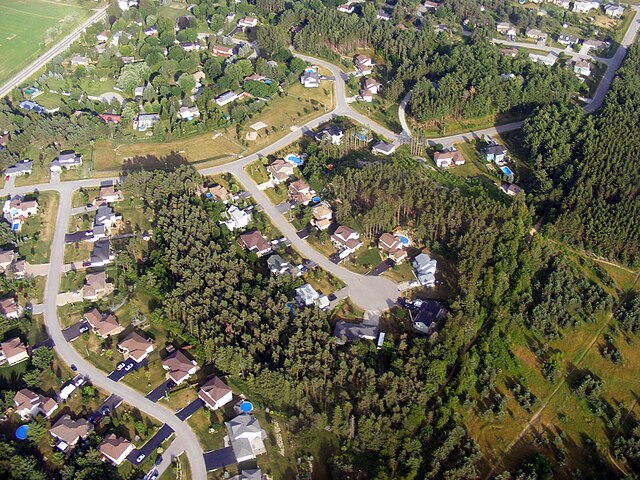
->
xmin=351 ymin=101 xmax=402 ymax=134
xmin=64 ymin=242 xmax=93 ymax=263
xmin=73 ymin=187 xmax=100 ymax=208
xmin=17 ymin=191 xmax=59 ymax=263
xmin=0 ymin=0 xmax=89 ymax=85
xmin=246 ymin=160 xmax=270 ymax=184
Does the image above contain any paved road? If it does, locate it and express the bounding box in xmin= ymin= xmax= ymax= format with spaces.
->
xmin=0 ymin=6 xmax=108 ymax=99
xmin=491 ymin=38 xmax=609 ymax=63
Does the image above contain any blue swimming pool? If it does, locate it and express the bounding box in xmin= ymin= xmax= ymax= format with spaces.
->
xmin=15 ymin=425 xmax=28 ymax=440
xmin=239 ymin=401 xmax=254 ymax=413
xmin=501 ymin=166 xmax=514 ymax=176
xmin=285 ymin=154 xmax=303 ymax=166
xmin=397 ymin=235 xmax=410 ymax=245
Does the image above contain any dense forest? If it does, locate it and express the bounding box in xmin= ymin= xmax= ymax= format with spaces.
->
xmin=522 ymin=44 xmax=640 ymax=266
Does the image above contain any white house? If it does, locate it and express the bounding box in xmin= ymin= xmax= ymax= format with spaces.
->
xmin=222 ymin=205 xmax=252 ymax=231
xmin=300 ymin=71 xmax=320 ymax=88
xmin=331 ymin=225 xmax=362 ymax=259
xmin=199 ymin=376 xmax=233 ymax=411
xmin=315 ymin=126 xmax=344 ymax=145
xmin=412 ymin=252 xmax=437 ymax=287
xmin=50 ymin=152 xmax=82 ymax=172
xmin=433 ymin=148 xmax=465 ymax=168
xmin=337 ymin=4 xmax=355 ymax=13
xmin=99 ymin=434 xmax=134 ymax=466
xmin=215 ymin=91 xmax=240 ymax=106
xmin=13 ymin=389 xmax=58 ymax=420
xmin=132 ymin=113 xmax=159 ymax=131
xmin=377 ymin=10 xmax=392 ymax=21
xmin=238 ymin=17 xmax=258 ymax=28
xmin=5 ymin=160 xmax=32 ymax=177
xmin=295 ymin=283 xmax=328 ymax=309
xmin=573 ymin=0 xmax=601 ymax=14
xmin=178 ymin=105 xmax=200 ymax=120
xmin=605 ymin=3 xmax=624 ymax=17
xmin=372 ymin=141 xmax=397 ymax=156
xmin=364 ymin=78 xmax=382 ymax=95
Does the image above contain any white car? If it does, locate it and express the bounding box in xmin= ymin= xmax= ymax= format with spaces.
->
xmin=136 ymin=453 xmax=146 ymax=463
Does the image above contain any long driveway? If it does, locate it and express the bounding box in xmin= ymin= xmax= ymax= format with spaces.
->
xmin=0 ymin=6 xmax=108 ymax=99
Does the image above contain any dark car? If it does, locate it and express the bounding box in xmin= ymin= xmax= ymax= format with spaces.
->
xmin=71 ymin=364 xmax=77 ymax=371
xmin=101 ymin=406 xmax=110 ymax=416
xmin=328 ymin=293 xmax=337 ymax=301
xmin=155 ymin=456 xmax=163 ymax=466
xmin=90 ymin=413 xmax=103 ymax=425
xmin=86 ymin=203 xmax=93 ymax=208
xmin=166 ymin=380 xmax=176 ymax=391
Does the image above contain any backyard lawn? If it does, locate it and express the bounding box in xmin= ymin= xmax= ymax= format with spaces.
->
xmin=17 ymin=191 xmax=59 ymax=264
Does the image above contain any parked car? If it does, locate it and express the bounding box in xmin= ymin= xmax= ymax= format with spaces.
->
xmin=155 ymin=456 xmax=162 ymax=466
xmin=86 ymin=203 xmax=93 ymax=208
xmin=101 ymin=406 xmax=110 ymax=416
xmin=73 ymin=376 xmax=85 ymax=386
xmin=71 ymin=364 xmax=77 ymax=371
xmin=116 ymin=362 xmax=126 ymax=371
xmin=136 ymin=453 xmax=146 ymax=463
xmin=328 ymin=293 xmax=337 ymax=301
xmin=124 ymin=362 xmax=134 ymax=371
xmin=79 ymin=324 xmax=89 ymax=333
xmin=90 ymin=413 xmax=103 ymax=425
xmin=166 ymin=380 xmax=176 ymax=391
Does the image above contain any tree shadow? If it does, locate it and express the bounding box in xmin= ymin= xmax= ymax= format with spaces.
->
xmin=120 ymin=151 xmax=189 ymax=174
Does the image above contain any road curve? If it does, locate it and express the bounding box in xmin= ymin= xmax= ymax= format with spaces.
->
xmin=0 ymin=6 xmax=108 ymax=99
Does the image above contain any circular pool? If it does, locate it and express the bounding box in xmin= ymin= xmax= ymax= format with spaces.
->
xmin=239 ymin=401 xmax=254 ymax=413
xmin=15 ymin=425 xmax=28 ymax=440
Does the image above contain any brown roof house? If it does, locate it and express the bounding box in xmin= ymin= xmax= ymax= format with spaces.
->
xmin=266 ymin=159 xmax=295 ymax=185
xmin=202 ymin=184 xmax=233 ymax=203
xmin=13 ymin=388 xmax=58 ymax=420
xmin=84 ymin=308 xmax=123 ymax=338
xmin=378 ymin=233 xmax=408 ymax=263
xmin=0 ymin=337 xmax=29 ymax=365
xmin=0 ymin=297 xmax=21 ymax=319
xmin=118 ymin=331 xmax=154 ymax=363
xmin=311 ymin=201 xmax=333 ymax=231
xmin=82 ymin=271 xmax=111 ymax=301
xmin=162 ymin=350 xmax=198 ymax=385
xmin=99 ymin=186 xmax=123 ymax=203
xmin=98 ymin=433 xmax=134 ymax=466
xmin=331 ymin=225 xmax=363 ymax=260
xmin=289 ymin=179 xmax=314 ymax=205
xmin=50 ymin=415 xmax=93 ymax=451
xmin=238 ymin=231 xmax=272 ymax=257
xmin=0 ymin=250 xmax=15 ymax=271
xmin=199 ymin=376 xmax=233 ymax=411
xmin=434 ymin=149 xmax=465 ymax=168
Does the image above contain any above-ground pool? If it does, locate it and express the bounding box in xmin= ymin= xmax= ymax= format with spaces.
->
xmin=312 ymin=196 xmax=321 ymax=204
xmin=15 ymin=425 xmax=28 ymax=440
xmin=239 ymin=401 xmax=254 ymax=413
xmin=501 ymin=166 xmax=514 ymax=176
xmin=285 ymin=154 xmax=303 ymax=166
xmin=397 ymin=235 xmax=410 ymax=246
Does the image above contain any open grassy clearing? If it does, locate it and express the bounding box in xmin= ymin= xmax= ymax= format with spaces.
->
xmin=351 ymin=100 xmax=402 ymax=134
xmin=411 ymin=111 xmax=524 ymax=138
xmin=17 ymin=191 xmax=58 ymax=264
xmin=0 ymin=0 xmax=89 ymax=85
xmin=64 ymin=241 xmax=93 ymax=263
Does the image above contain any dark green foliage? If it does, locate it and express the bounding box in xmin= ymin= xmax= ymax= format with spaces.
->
xmin=573 ymin=373 xmax=604 ymax=402
xmin=614 ymin=295 xmax=640 ymax=333
xmin=614 ymin=422 xmax=640 ymax=469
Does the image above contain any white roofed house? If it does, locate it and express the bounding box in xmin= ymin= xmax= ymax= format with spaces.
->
xmin=433 ymin=148 xmax=465 ymax=168
xmin=70 ymin=55 xmax=89 ymax=67
xmin=372 ymin=141 xmax=397 ymax=156
xmin=496 ymin=22 xmax=516 ymax=37
xmin=558 ymin=33 xmax=580 ymax=46
xmin=315 ymin=125 xmax=344 ymax=145
xmin=605 ymin=4 xmax=624 ymax=17
xmin=331 ymin=225 xmax=362 ymax=259
xmin=132 ymin=113 xmax=160 ymax=131
xmin=573 ymin=0 xmax=601 ymax=13
xmin=300 ymin=71 xmax=320 ymax=88
xmin=179 ymin=105 xmax=200 ymax=120
xmin=162 ymin=349 xmax=198 ymax=385
xmin=574 ymin=60 xmax=592 ymax=76
xmin=50 ymin=152 xmax=82 ymax=173
xmin=5 ymin=160 xmax=32 ymax=177
xmin=295 ymin=283 xmax=329 ymax=310
xmin=221 ymin=205 xmax=252 ymax=231
xmin=412 ymin=252 xmax=437 ymax=287
xmin=238 ymin=17 xmax=258 ymax=28
xmin=3 ymin=196 xmax=38 ymax=232
xmin=13 ymin=388 xmax=58 ymax=420
xmin=225 ymin=414 xmax=267 ymax=463
xmin=99 ymin=185 xmax=123 ymax=203
xmin=215 ymin=91 xmax=240 ymax=106
xmin=337 ymin=4 xmax=355 ymax=13
xmin=311 ymin=201 xmax=333 ymax=231
xmin=199 ymin=376 xmax=233 ymax=411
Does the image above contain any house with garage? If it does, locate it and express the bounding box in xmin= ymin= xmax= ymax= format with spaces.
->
xmin=496 ymin=22 xmax=516 ymax=37
xmin=213 ymin=44 xmax=234 ymax=58
xmin=221 ymin=205 xmax=252 ymax=231
xmin=178 ymin=106 xmax=200 ymax=120
xmin=199 ymin=376 xmax=233 ymax=411
xmin=573 ymin=0 xmax=600 ymax=13
xmin=311 ymin=201 xmax=333 ymax=231
xmin=0 ymin=297 xmax=21 ymax=320
xmin=333 ymin=321 xmax=379 ymax=345
xmin=84 ymin=308 xmax=123 ymax=338
xmin=238 ymin=230 xmax=272 ymax=257
xmin=215 ymin=91 xmax=240 ymax=106
xmin=412 ymin=252 xmax=437 ymax=287
xmin=90 ymin=239 xmax=113 ymax=267
xmin=99 ymin=434 xmax=134 ymax=466
xmin=3 ymin=196 xmax=38 ymax=232
xmin=300 ymin=71 xmax=320 ymax=88
xmin=331 ymin=225 xmax=363 ymax=259
xmin=289 ymin=179 xmax=315 ymax=205
xmin=83 ymin=271 xmax=111 ymax=301
xmin=337 ymin=4 xmax=355 ymax=13
xmin=484 ymin=144 xmax=507 ymax=163
xmin=433 ymin=148 xmax=465 ymax=168
xmin=314 ymin=125 xmax=344 ymax=145
xmin=412 ymin=300 xmax=447 ymax=335
xmin=118 ymin=331 xmax=154 ymax=363
xmin=162 ymin=349 xmax=198 ymax=385
xmin=238 ymin=17 xmax=258 ymax=28
xmin=378 ymin=233 xmax=408 ymax=263
xmin=5 ymin=160 xmax=32 ymax=177
xmin=267 ymin=159 xmax=295 ymax=185
xmin=99 ymin=185 xmax=123 ymax=203
xmin=525 ymin=28 xmax=548 ymax=42
xmin=295 ymin=283 xmax=330 ymax=309
xmin=225 ymin=414 xmax=267 ymax=462
xmin=0 ymin=250 xmax=14 ymax=272
xmin=364 ymin=78 xmax=382 ymax=95
xmin=50 ymin=152 xmax=83 ymax=173
xmin=372 ymin=141 xmax=397 ymax=156
xmin=206 ymin=184 xmax=233 ymax=203
xmin=13 ymin=388 xmax=58 ymax=420
xmin=50 ymin=415 xmax=93 ymax=452
xmin=377 ymin=9 xmax=392 ymax=20
xmin=558 ymin=33 xmax=580 ymax=46
xmin=267 ymin=254 xmax=293 ymax=276
xmin=0 ymin=337 xmax=29 ymax=365
xmin=605 ymin=3 xmax=624 ymax=17
xmin=132 ymin=113 xmax=160 ymax=131
xmin=574 ymin=59 xmax=592 ymax=76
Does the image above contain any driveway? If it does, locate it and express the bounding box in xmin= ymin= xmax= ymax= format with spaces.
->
xmin=65 ymin=230 xmax=93 ymax=243
xmin=108 ymin=358 xmax=147 ymax=382
xmin=176 ymin=398 xmax=205 ymax=421
xmin=128 ymin=423 xmax=175 ymax=465
xmin=146 ymin=380 xmax=175 ymax=403
xmin=367 ymin=259 xmax=394 ymax=276
xmin=62 ymin=320 xmax=90 ymax=342
xmin=203 ymin=447 xmax=237 ymax=471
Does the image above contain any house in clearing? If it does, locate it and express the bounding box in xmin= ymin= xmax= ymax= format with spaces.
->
xmin=311 ymin=201 xmax=333 ymax=231
xmin=84 ymin=308 xmax=123 ymax=338
xmin=289 ymin=179 xmax=315 ymax=205
xmin=331 ymin=225 xmax=362 ymax=259
xmin=238 ymin=230 xmax=272 ymax=257
xmin=118 ymin=331 xmax=154 ymax=363
xmin=295 ymin=283 xmax=329 ymax=310
xmin=300 ymin=71 xmax=320 ymax=88
xmin=337 ymin=4 xmax=355 ymax=13
xmin=378 ymin=233 xmax=408 ymax=263
xmin=99 ymin=185 xmax=123 ymax=203
xmin=574 ymin=60 xmax=592 ymax=76
xmin=525 ymin=28 xmax=548 ymax=42
xmin=5 ymin=160 xmax=32 ymax=177
xmin=162 ymin=349 xmax=198 ymax=385
xmin=222 ymin=205 xmax=252 ymax=231
xmin=484 ymin=144 xmax=507 ymax=163
xmin=199 ymin=376 xmax=233 ymax=411
xmin=2 ymin=196 xmax=38 ymax=232
xmin=50 ymin=152 xmax=82 ymax=173
xmin=412 ymin=300 xmax=447 ymax=335
xmin=50 ymin=415 xmax=93 ymax=452
xmin=267 ymin=254 xmax=293 ymax=276
xmin=238 ymin=17 xmax=258 ymax=28
xmin=99 ymin=433 xmax=134 ymax=466
xmin=83 ymin=271 xmax=111 ymax=301
xmin=372 ymin=141 xmax=397 ymax=156
xmin=13 ymin=388 xmax=58 ymax=420
xmin=412 ymin=252 xmax=437 ymax=287
xmin=132 ymin=113 xmax=160 ymax=131
xmin=215 ymin=91 xmax=240 ymax=107
xmin=314 ymin=125 xmax=344 ymax=145
xmin=364 ymin=77 xmax=382 ymax=94
xmin=212 ymin=45 xmax=234 ymax=58
xmin=225 ymin=414 xmax=267 ymax=463
xmin=333 ymin=321 xmax=378 ymax=345
xmin=433 ymin=148 xmax=465 ymax=168
xmin=267 ymin=159 xmax=295 ymax=185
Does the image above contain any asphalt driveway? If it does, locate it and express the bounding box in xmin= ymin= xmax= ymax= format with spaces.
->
xmin=108 ymin=358 xmax=147 ymax=382
xmin=367 ymin=259 xmax=394 ymax=276
xmin=146 ymin=380 xmax=175 ymax=403
xmin=176 ymin=398 xmax=205 ymax=421
xmin=62 ymin=320 xmax=90 ymax=341
xmin=128 ymin=423 xmax=175 ymax=465
xmin=203 ymin=446 xmax=237 ymax=471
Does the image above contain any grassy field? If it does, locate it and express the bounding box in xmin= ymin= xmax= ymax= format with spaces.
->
xmin=17 ymin=191 xmax=59 ymax=263
xmin=351 ymin=101 xmax=402 ymax=134
xmin=0 ymin=0 xmax=89 ymax=85
xmin=64 ymin=241 xmax=93 ymax=263
xmin=411 ymin=111 xmax=523 ymax=138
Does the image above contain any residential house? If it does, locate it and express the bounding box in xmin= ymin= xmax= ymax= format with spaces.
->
xmin=199 ymin=376 xmax=233 ymax=411
xmin=573 ymin=0 xmax=600 ymax=13
xmin=528 ymin=51 xmax=558 ymax=66
xmin=552 ymin=0 xmax=571 ymax=8
xmin=582 ymin=39 xmax=609 ymax=52
xmin=267 ymin=159 xmax=295 ymax=185
xmin=215 ymin=91 xmax=240 ymax=107
xmin=233 ymin=470 xmax=264 ymax=480
xmin=96 ymin=31 xmax=109 ymax=43
xmin=99 ymin=434 xmax=134 ymax=466
xmin=175 ymin=16 xmax=193 ymax=31
xmin=70 ymin=56 xmax=89 ymax=67
xmin=337 ymin=4 xmax=355 ymax=13
xmin=0 ymin=337 xmax=28 ymax=365
xmin=499 ymin=47 xmax=519 ymax=57
xmin=295 ymin=283 xmax=329 ymax=309
xmin=118 ymin=331 xmax=154 ymax=363
xmin=359 ymin=89 xmax=373 ymax=102
xmin=225 ymin=414 xmax=267 ymax=462
xmin=377 ymin=10 xmax=392 ymax=21
xmin=364 ymin=78 xmax=382 ymax=95
xmin=315 ymin=125 xmax=344 ymax=145
xmin=238 ymin=231 xmax=272 ymax=257
xmin=132 ymin=113 xmax=159 ymax=131
xmin=423 ymin=1 xmax=440 ymax=9
xmin=95 ymin=206 xmax=121 ymax=232
xmin=84 ymin=308 xmax=123 ymax=338
xmin=212 ymin=45 xmax=234 ymax=58
xmin=244 ymin=73 xmax=267 ymax=83
xmin=378 ymin=233 xmax=408 ymax=263
xmin=433 ymin=148 xmax=465 ymax=168
xmin=238 ymin=17 xmax=258 ymax=28
xmin=18 ymin=100 xmax=44 ymax=113
xmin=289 ymin=179 xmax=314 ymax=205
xmin=144 ymin=26 xmax=158 ymax=36
xmin=605 ymin=3 xmax=624 ymax=17
xmin=412 ymin=252 xmax=437 ymax=287
xmin=9 ymin=259 xmax=26 ymax=279
xmin=501 ymin=183 xmax=522 ymax=196
xmin=0 ymin=250 xmax=14 ymax=272
xmin=496 ymin=22 xmax=516 ymax=37
xmin=525 ymin=28 xmax=548 ymax=42
xmin=266 ymin=254 xmax=292 ymax=276
xmin=180 ymin=42 xmax=199 ymax=52
xmin=558 ymin=33 xmax=580 ymax=46
xmin=484 ymin=144 xmax=507 ymax=163
xmin=331 ymin=225 xmax=362 ymax=259
xmin=0 ymin=131 xmax=8 ymax=150
xmin=99 ymin=113 xmax=121 ymax=124
xmin=3 ymin=196 xmax=38 ymax=232
xmin=300 ymin=71 xmax=320 ymax=88
xmin=13 ymin=388 xmax=58 ymax=420
xmin=333 ymin=322 xmax=378 ymax=345
xmin=5 ymin=160 xmax=32 ymax=177
xmin=207 ymin=184 xmax=233 ymax=203
xmin=412 ymin=301 xmax=446 ymax=335
xmin=90 ymin=240 xmax=113 ymax=267
xmin=355 ymin=55 xmax=374 ymax=75
xmin=50 ymin=152 xmax=82 ymax=173
xmin=100 ymin=185 xmax=123 ymax=203
xmin=50 ymin=415 xmax=93 ymax=452
xmin=178 ymin=106 xmax=200 ymax=120
xmin=574 ymin=59 xmax=592 ymax=76
xmin=372 ymin=141 xmax=397 ymax=156
xmin=83 ymin=271 xmax=110 ymax=301
xmin=162 ymin=350 xmax=198 ymax=385
xmin=222 ymin=205 xmax=252 ymax=231
xmin=311 ymin=201 xmax=333 ymax=231
xmin=0 ymin=297 xmax=21 ymax=320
